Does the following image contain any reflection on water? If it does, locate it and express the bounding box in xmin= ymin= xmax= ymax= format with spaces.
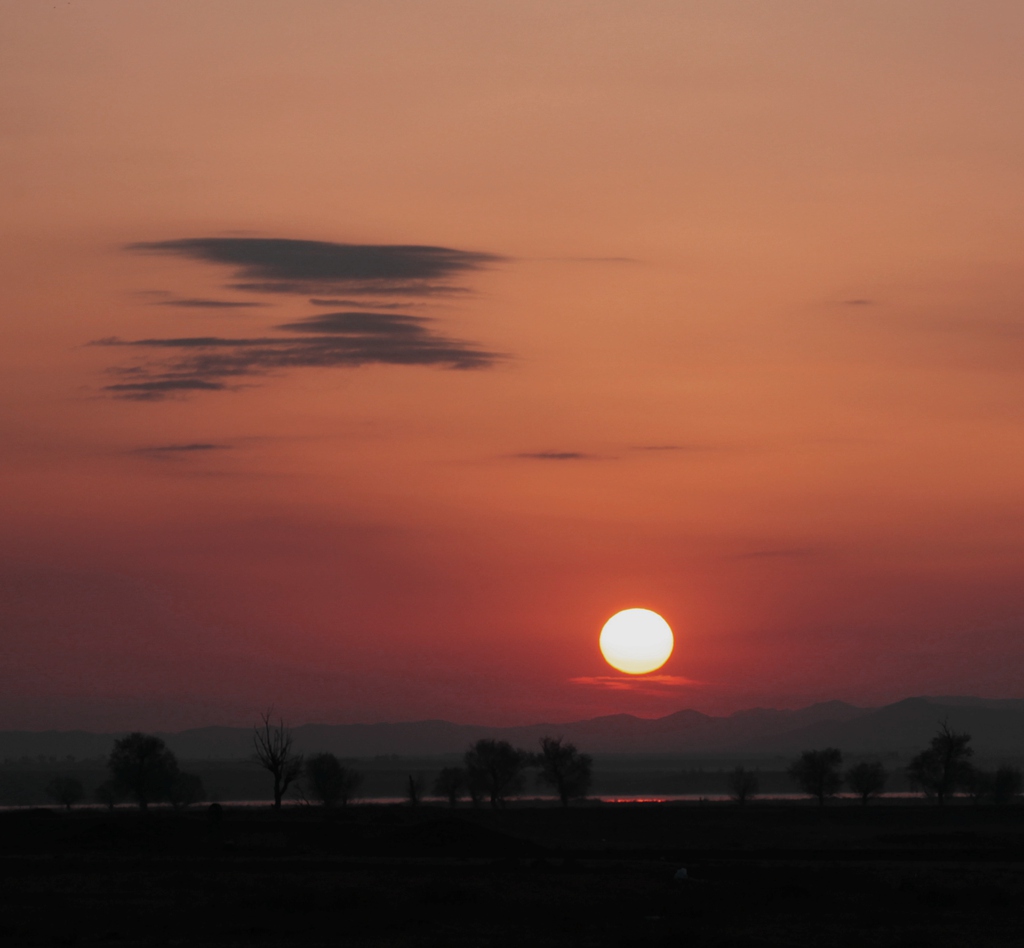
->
xmin=4 ymin=792 xmax=930 ymax=810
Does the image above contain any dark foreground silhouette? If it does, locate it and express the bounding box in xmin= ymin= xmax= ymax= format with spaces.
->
xmin=2 ymin=803 xmax=1024 ymax=947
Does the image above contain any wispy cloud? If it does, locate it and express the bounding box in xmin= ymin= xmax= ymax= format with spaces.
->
xmin=104 ymin=378 xmax=226 ymax=396
xmin=97 ymin=237 xmax=505 ymax=399
xmin=514 ymin=451 xmax=599 ymax=461
xmin=128 ymin=237 xmax=502 ymax=297
xmin=633 ymin=443 xmax=720 ymax=452
xmin=571 ymin=674 xmax=700 ymax=691
xmin=132 ymin=443 xmax=231 ymax=456
xmin=93 ymin=310 xmax=501 ymax=400
xmin=155 ymin=298 xmax=265 ymax=309
xmin=309 ymin=298 xmax=414 ymax=309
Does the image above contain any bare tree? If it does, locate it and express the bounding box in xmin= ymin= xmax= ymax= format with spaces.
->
xmin=907 ymin=721 xmax=974 ymax=805
xmin=432 ymin=767 xmax=466 ymax=807
xmin=845 ymin=761 xmax=888 ymax=805
xmin=253 ymin=710 xmax=303 ymax=809
xmin=534 ymin=737 xmax=593 ymax=807
xmin=788 ymin=748 xmax=843 ymax=806
xmin=46 ymin=775 xmax=84 ymax=810
xmin=728 ymin=767 xmax=759 ymax=805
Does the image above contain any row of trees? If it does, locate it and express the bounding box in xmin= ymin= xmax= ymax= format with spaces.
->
xmin=436 ymin=736 xmax=594 ymax=808
xmin=254 ymin=713 xmax=593 ymax=809
xmin=42 ymin=716 xmax=592 ymax=811
xmin=754 ymin=722 xmax=1023 ymax=806
xmin=44 ymin=733 xmax=207 ymax=810
xmin=44 ymin=716 xmax=1022 ymax=811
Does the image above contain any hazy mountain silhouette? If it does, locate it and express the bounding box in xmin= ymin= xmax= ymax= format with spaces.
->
xmin=3 ymin=697 xmax=1023 ymax=760
xmin=750 ymin=697 xmax=1024 ymax=754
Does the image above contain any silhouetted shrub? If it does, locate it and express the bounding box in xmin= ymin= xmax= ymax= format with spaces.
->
xmin=168 ymin=772 xmax=206 ymax=809
xmin=94 ymin=779 xmax=121 ymax=810
xmin=907 ymin=722 xmax=974 ymax=805
xmin=432 ymin=766 xmax=466 ymax=806
xmin=845 ymin=760 xmax=888 ymax=805
xmin=464 ymin=739 xmax=528 ymax=808
xmin=46 ymin=775 xmax=84 ymax=810
xmin=788 ymin=748 xmax=843 ymax=805
xmin=108 ymin=733 xmax=180 ymax=810
xmin=304 ymin=752 xmax=361 ymax=808
xmin=534 ymin=737 xmax=593 ymax=806
xmin=728 ymin=767 xmax=759 ymax=805
xmin=992 ymin=765 xmax=1022 ymax=805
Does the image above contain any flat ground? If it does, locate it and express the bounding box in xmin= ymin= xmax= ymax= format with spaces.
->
xmin=2 ymin=803 xmax=1024 ymax=947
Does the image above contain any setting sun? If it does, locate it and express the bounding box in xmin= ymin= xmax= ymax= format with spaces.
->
xmin=599 ymin=609 xmax=674 ymax=675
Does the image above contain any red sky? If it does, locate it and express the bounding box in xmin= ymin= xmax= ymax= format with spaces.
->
xmin=2 ymin=2 xmax=1024 ymax=730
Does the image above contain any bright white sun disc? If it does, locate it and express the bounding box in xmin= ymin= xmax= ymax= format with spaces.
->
xmin=599 ymin=608 xmax=674 ymax=675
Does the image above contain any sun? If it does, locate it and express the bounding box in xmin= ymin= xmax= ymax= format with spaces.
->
xmin=599 ymin=608 xmax=674 ymax=674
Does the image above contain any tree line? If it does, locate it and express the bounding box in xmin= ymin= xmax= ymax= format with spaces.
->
xmin=254 ymin=711 xmax=594 ymax=809
xmin=41 ymin=712 xmax=595 ymax=811
xmin=43 ymin=733 xmax=206 ymax=811
xmin=731 ymin=720 xmax=1023 ymax=806
xmin=39 ymin=715 xmax=1024 ymax=811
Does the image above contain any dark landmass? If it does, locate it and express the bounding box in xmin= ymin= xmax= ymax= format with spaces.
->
xmin=1 ymin=755 xmax=928 ymax=808
xmin=4 ymin=695 xmax=1024 ymax=762
xmin=2 ymin=802 xmax=1024 ymax=946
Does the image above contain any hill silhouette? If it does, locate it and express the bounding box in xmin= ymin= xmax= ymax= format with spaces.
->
xmin=3 ymin=696 xmax=1023 ymax=760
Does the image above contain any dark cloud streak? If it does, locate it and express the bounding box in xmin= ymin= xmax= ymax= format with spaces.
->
xmin=128 ymin=238 xmax=501 ymax=296
xmin=309 ymin=298 xmax=413 ymax=309
xmin=100 ymin=237 xmax=504 ymax=400
xmin=514 ymin=451 xmax=597 ymax=461
xmin=133 ymin=443 xmax=231 ymax=455
xmin=155 ymin=298 xmax=265 ymax=309
xmin=94 ymin=311 xmax=500 ymax=400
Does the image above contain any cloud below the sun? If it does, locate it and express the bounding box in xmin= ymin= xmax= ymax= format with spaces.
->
xmin=570 ymin=674 xmax=701 ymax=691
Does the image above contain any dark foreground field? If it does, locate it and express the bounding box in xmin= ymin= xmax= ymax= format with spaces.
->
xmin=3 ymin=803 xmax=1024 ymax=947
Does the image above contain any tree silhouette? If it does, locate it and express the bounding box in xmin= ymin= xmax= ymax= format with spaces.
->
xmin=432 ymin=766 xmax=466 ymax=806
xmin=46 ymin=775 xmax=84 ymax=810
xmin=992 ymin=765 xmax=1023 ymax=805
xmin=168 ymin=772 xmax=206 ymax=809
xmin=534 ymin=737 xmax=592 ymax=807
xmin=303 ymin=752 xmax=361 ymax=809
xmin=788 ymin=748 xmax=843 ymax=805
xmin=845 ymin=760 xmax=888 ymax=805
xmin=253 ymin=711 xmax=303 ymax=809
xmin=108 ymin=733 xmax=180 ymax=810
xmin=907 ymin=721 xmax=974 ymax=805
xmin=94 ymin=780 xmax=121 ymax=810
xmin=406 ymin=774 xmax=425 ymax=807
xmin=464 ymin=739 xmax=528 ymax=808
xmin=466 ymin=766 xmax=488 ymax=808
xmin=728 ymin=766 xmax=759 ymax=805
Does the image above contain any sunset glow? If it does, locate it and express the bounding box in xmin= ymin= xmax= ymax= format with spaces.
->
xmin=2 ymin=3 xmax=1024 ymax=731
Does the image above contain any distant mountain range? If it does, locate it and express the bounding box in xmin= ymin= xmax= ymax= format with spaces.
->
xmin=3 ymin=696 xmax=1024 ymax=761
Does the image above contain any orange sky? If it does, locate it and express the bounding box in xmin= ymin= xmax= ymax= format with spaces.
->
xmin=2 ymin=2 xmax=1024 ymax=729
